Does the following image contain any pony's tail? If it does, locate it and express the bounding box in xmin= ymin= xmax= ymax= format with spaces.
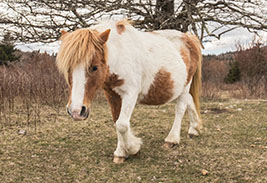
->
xmin=186 ymin=33 xmax=202 ymax=130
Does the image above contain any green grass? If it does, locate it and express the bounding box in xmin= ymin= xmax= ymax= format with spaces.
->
xmin=0 ymin=99 xmax=267 ymax=183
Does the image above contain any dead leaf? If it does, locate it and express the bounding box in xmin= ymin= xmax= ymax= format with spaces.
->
xmin=201 ymin=169 xmax=208 ymax=176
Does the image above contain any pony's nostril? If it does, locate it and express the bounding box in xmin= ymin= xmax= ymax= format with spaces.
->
xmin=80 ymin=106 xmax=87 ymax=116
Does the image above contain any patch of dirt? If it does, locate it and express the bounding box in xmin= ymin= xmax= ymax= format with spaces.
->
xmin=208 ymin=107 xmax=229 ymax=114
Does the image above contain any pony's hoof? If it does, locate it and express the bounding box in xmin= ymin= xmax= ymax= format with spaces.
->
xmin=188 ymin=127 xmax=200 ymax=138
xmin=163 ymin=142 xmax=177 ymax=149
xmin=113 ymin=156 xmax=126 ymax=164
xmin=132 ymin=150 xmax=141 ymax=157
xmin=188 ymin=133 xmax=199 ymax=138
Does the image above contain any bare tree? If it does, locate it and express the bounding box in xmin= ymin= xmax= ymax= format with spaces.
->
xmin=0 ymin=0 xmax=266 ymax=43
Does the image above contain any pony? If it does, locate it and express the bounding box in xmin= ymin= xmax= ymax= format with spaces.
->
xmin=56 ymin=20 xmax=202 ymax=164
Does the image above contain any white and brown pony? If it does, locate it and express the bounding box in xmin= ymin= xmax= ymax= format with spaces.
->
xmin=56 ymin=20 xmax=202 ymax=163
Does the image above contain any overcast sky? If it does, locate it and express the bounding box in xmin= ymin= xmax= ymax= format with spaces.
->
xmin=202 ymin=28 xmax=267 ymax=55
xmin=15 ymin=27 xmax=267 ymax=56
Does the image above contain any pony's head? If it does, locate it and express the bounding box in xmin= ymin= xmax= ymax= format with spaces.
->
xmin=56 ymin=28 xmax=110 ymax=120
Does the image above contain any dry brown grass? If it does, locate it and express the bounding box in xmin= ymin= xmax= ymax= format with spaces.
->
xmin=0 ymin=99 xmax=266 ymax=183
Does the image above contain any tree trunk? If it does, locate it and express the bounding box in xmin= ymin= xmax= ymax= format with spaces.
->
xmin=155 ymin=0 xmax=190 ymax=32
xmin=155 ymin=0 xmax=175 ymax=29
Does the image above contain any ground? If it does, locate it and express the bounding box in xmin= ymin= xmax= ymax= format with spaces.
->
xmin=0 ymin=99 xmax=266 ymax=183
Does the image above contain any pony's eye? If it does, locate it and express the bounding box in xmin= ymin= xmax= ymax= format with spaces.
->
xmin=92 ymin=66 xmax=98 ymax=72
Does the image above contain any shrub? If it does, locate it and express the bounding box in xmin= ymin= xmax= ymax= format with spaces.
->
xmin=235 ymin=39 xmax=267 ymax=97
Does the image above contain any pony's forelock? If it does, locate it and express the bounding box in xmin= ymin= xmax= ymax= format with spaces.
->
xmin=56 ymin=28 xmax=104 ymax=84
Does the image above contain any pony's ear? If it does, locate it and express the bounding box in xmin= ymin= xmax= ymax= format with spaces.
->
xmin=61 ymin=30 xmax=68 ymax=36
xmin=100 ymin=29 xmax=111 ymax=43
xmin=60 ymin=30 xmax=69 ymax=40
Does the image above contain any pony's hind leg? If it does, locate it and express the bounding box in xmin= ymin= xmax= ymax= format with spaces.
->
xmin=164 ymin=93 xmax=188 ymax=147
xmin=187 ymin=93 xmax=202 ymax=137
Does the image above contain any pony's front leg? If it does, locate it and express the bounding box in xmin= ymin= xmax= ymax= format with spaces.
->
xmin=113 ymin=91 xmax=142 ymax=163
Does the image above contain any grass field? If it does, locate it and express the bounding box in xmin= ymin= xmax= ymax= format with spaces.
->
xmin=0 ymin=99 xmax=266 ymax=183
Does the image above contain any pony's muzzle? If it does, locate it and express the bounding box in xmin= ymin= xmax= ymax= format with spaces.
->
xmin=67 ymin=106 xmax=89 ymax=121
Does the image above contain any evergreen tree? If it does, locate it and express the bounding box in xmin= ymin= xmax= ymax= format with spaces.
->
xmin=0 ymin=32 xmax=19 ymax=65
xmin=224 ymin=60 xmax=241 ymax=84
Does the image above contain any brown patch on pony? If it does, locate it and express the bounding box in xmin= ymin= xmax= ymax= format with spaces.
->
xmin=180 ymin=33 xmax=202 ymax=128
xmin=140 ymin=68 xmax=174 ymax=105
xmin=56 ymin=28 xmax=105 ymax=84
xmin=116 ymin=20 xmax=133 ymax=35
xmin=180 ymin=33 xmax=202 ymax=85
xmin=180 ymin=45 xmax=192 ymax=84
xmin=103 ymin=73 xmax=124 ymax=122
xmin=116 ymin=24 xmax=125 ymax=35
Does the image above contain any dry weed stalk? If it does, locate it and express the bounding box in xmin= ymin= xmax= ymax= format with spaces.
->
xmin=0 ymin=51 xmax=68 ymax=129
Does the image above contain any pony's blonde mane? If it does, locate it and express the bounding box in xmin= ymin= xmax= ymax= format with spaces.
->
xmin=56 ymin=28 xmax=104 ymax=83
